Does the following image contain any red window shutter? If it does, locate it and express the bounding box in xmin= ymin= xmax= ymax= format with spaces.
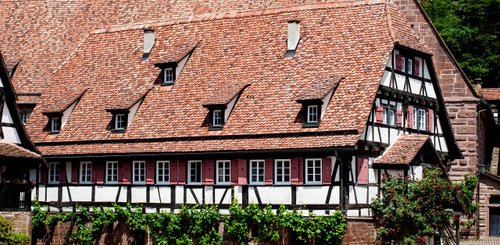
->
xmin=231 ymin=160 xmax=239 ymax=185
xmin=72 ymin=163 xmax=79 ymax=183
xmin=414 ymin=59 xmax=420 ymax=76
xmin=427 ymin=109 xmax=434 ymax=131
xmin=93 ymin=162 xmax=104 ymax=184
xmin=322 ymin=158 xmax=332 ymax=185
xmin=202 ymin=160 xmax=214 ymax=185
xmin=60 ymin=163 xmax=67 ymax=183
xmin=177 ymin=160 xmax=186 ymax=185
xmin=291 ymin=158 xmax=300 ymax=185
xmin=265 ymin=158 xmax=273 ymax=185
xmin=357 ymin=157 xmax=369 ymax=184
xmin=395 ymin=55 xmax=403 ymax=70
xmin=407 ymin=106 xmax=414 ymax=128
xmin=170 ymin=161 xmax=177 ymax=184
xmin=375 ymin=106 xmax=384 ymax=123
xmin=120 ymin=161 xmax=131 ymax=184
xmin=146 ymin=160 xmax=155 ymax=185
xmin=396 ymin=109 xmax=403 ymax=127
xmin=237 ymin=159 xmax=247 ymax=185
xmin=41 ymin=168 xmax=47 ymax=183
xmin=298 ymin=158 xmax=304 ymax=184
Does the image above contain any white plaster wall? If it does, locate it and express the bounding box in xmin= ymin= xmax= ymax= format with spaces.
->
xmin=296 ymin=186 xmax=329 ymax=205
xmin=131 ymin=186 xmax=147 ymax=203
xmin=148 ymin=186 xmax=171 ymax=203
xmin=249 ymin=186 xmax=291 ymax=205
xmin=409 ymin=78 xmax=421 ymax=95
xmin=425 ymin=81 xmax=437 ymax=98
xmin=185 ymin=188 xmax=203 ymax=204
xmin=395 ymin=74 xmax=406 ymax=90
xmin=380 ymin=71 xmax=391 ymax=87
xmin=127 ymin=99 xmax=142 ymax=128
xmin=68 ymin=186 xmax=92 ymax=202
xmin=61 ymin=101 xmax=78 ymax=128
xmin=2 ymin=103 xmax=13 ymax=123
xmin=176 ymin=53 xmax=191 ymax=78
xmin=329 ymin=186 xmax=340 ymax=204
xmin=214 ymin=188 xmax=232 ymax=204
xmin=175 ymin=187 xmax=184 ymax=205
xmin=2 ymin=126 xmax=21 ymax=144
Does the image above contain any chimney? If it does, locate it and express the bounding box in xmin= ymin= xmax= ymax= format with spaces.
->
xmin=142 ymin=29 xmax=155 ymax=60
xmin=286 ymin=21 xmax=300 ymax=57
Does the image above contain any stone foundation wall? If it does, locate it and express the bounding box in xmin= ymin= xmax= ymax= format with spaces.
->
xmin=343 ymin=218 xmax=377 ymax=245
xmin=478 ymin=175 xmax=500 ymax=238
xmin=0 ymin=211 xmax=32 ymax=236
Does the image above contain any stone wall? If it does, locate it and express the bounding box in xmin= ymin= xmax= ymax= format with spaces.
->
xmin=478 ymin=174 xmax=500 ymax=237
xmin=0 ymin=211 xmax=32 ymax=236
xmin=343 ymin=218 xmax=377 ymax=245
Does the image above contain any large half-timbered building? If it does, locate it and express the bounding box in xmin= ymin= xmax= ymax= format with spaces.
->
xmin=17 ymin=2 xmax=461 ymax=221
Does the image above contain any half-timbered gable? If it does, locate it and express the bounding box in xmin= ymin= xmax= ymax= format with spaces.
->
xmin=19 ymin=2 xmax=461 ymax=218
xmin=0 ymin=52 xmax=44 ymax=210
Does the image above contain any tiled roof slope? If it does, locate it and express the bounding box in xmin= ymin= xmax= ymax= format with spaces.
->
xmin=0 ymin=0 xmax=392 ymax=96
xmin=25 ymin=3 xmax=427 ymax=156
xmin=481 ymin=88 xmax=500 ymax=101
xmin=0 ymin=141 xmax=42 ymax=160
xmin=374 ymin=134 xmax=430 ymax=165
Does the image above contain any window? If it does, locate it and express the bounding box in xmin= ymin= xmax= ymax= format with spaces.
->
xmin=383 ymin=105 xmax=396 ymax=126
xmin=249 ymin=160 xmax=265 ymax=184
xmin=305 ymin=158 xmax=322 ymax=184
xmin=307 ymin=105 xmax=319 ymax=123
xmin=275 ymin=159 xmax=291 ymax=184
xmin=80 ymin=161 xmax=92 ymax=183
xmin=406 ymin=58 xmax=413 ymax=75
xmin=20 ymin=110 xmax=31 ymax=125
xmin=216 ymin=160 xmax=231 ymax=185
xmin=163 ymin=67 xmax=174 ymax=85
xmin=156 ymin=161 xmax=170 ymax=184
xmin=133 ymin=161 xmax=146 ymax=184
xmin=413 ymin=107 xmax=426 ymax=130
xmin=50 ymin=116 xmax=61 ymax=133
xmin=48 ymin=162 xmax=60 ymax=183
xmin=114 ymin=114 xmax=126 ymax=131
xmin=213 ymin=110 xmax=223 ymax=127
xmin=106 ymin=161 xmax=118 ymax=183
xmin=188 ymin=160 xmax=202 ymax=184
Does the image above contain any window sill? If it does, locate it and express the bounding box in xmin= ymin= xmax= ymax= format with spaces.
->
xmin=111 ymin=129 xmax=126 ymax=133
xmin=302 ymin=123 xmax=319 ymax=128
xmin=209 ymin=126 xmax=223 ymax=131
xmin=160 ymin=82 xmax=174 ymax=86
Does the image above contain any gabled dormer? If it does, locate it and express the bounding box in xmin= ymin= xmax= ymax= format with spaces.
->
xmin=41 ymin=89 xmax=87 ymax=134
xmin=154 ymin=42 xmax=197 ymax=86
xmin=105 ymin=89 xmax=150 ymax=133
xmin=203 ymin=82 xmax=250 ymax=130
xmin=296 ymin=76 xmax=342 ymax=128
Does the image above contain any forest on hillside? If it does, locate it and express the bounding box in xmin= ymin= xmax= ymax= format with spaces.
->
xmin=422 ymin=0 xmax=499 ymax=87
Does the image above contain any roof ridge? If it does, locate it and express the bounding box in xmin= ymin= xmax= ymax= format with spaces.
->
xmin=92 ymin=0 xmax=388 ymax=35
xmin=384 ymin=4 xmax=398 ymax=44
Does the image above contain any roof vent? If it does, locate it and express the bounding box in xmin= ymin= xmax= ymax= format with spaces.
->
xmin=142 ymin=29 xmax=155 ymax=60
xmin=286 ymin=21 xmax=300 ymax=57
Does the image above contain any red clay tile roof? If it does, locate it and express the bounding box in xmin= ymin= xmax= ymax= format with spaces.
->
xmin=0 ymin=141 xmax=42 ymax=160
xmin=296 ymin=75 xmax=342 ymax=101
xmin=42 ymin=88 xmax=87 ymax=114
xmin=18 ymin=2 xmax=429 ymax=156
xmin=481 ymin=88 xmax=500 ymax=101
xmin=374 ymin=134 xmax=430 ymax=165
xmin=203 ymin=82 xmax=250 ymax=106
xmin=156 ymin=42 xmax=199 ymax=64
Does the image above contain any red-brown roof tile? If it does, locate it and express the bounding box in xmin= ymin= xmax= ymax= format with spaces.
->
xmin=374 ymin=134 xmax=430 ymax=165
xmin=296 ymin=75 xmax=342 ymax=101
xmin=0 ymin=140 xmax=42 ymax=160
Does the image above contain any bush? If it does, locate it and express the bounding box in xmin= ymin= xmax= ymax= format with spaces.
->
xmin=0 ymin=215 xmax=30 ymax=245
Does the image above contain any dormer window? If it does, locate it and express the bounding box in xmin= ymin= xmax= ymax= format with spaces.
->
xmin=395 ymin=52 xmax=421 ymax=77
xmin=114 ymin=113 xmax=126 ymax=131
xmin=212 ymin=109 xmax=223 ymax=127
xmin=307 ymin=105 xmax=319 ymax=124
xmin=163 ymin=67 xmax=175 ymax=85
xmin=50 ymin=116 xmax=61 ymax=133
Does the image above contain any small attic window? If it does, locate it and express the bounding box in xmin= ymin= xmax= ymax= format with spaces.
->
xmin=206 ymin=106 xmax=226 ymax=130
xmin=49 ymin=115 xmax=61 ymax=133
xmin=163 ymin=67 xmax=175 ymax=85
xmin=107 ymin=110 xmax=129 ymax=132
xmin=212 ymin=109 xmax=223 ymax=128
xmin=301 ymin=101 xmax=322 ymax=127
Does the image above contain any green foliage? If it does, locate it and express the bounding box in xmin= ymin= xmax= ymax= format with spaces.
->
xmin=0 ymin=215 xmax=30 ymax=245
xmin=32 ymin=202 xmax=347 ymax=245
xmin=422 ymin=0 xmax=500 ymax=87
xmin=371 ymin=167 xmax=478 ymax=244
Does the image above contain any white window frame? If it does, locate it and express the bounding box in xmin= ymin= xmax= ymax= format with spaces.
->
xmin=133 ymin=161 xmax=146 ymax=184
xmin=274 ymin=159 xmax=291 ymax=185
xmin=163 ymin=67 xmax=174 ymax=84
xmin=399 ymin=55 xmax=406 ymax=72
xmin=383 ymin=105 xmax=396 ymax=126
xmin=48 ymin=162 xmax=60 ymax=184
xmin=413 ymin=107 xmax=427 ymax=130
xmin=79 ymin=161 xmax=92 ymax=183
xmin=50 ymin=117 xmax=60 ymax=133
xmin=114 ymin=114 xmax=126 ymax=130
xmin=188 ymin=160 xmax=202 ymax=184
xmin=305 ymin=158 xmax=322 ymax=184
xmin=406 ymin=58 xmax=413 ymax=75
xmin=216 ymin=160 xmax=231 ymax=185
xmin=307 ymin=105 xmax=319 ymax=123
xmin=20 ymin=110 xmax=30 ymax=125
xmin=105 ymin=161 xmax=118 ymax=184
xmin=156 ymin=161 xmax=170 ymax=184
xmin=249 ymin=160 xmax=265 ymax=185
xmin=213 ymin=110 xmax=223 ymax=127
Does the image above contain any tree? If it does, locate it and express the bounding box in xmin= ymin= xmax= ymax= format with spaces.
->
xmin=422 ymin=0 xmax=500 ymax=87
